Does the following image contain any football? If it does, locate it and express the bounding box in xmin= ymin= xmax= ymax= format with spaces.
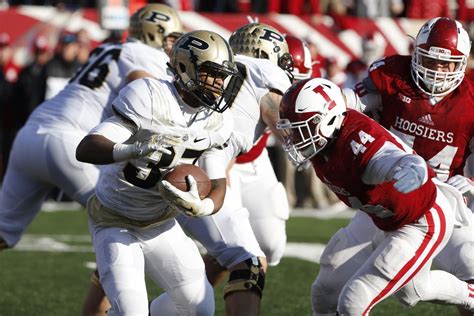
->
xmin=162 ymin=164 xmax=211 ymax=198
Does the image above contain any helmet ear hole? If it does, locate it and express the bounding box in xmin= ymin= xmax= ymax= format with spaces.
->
xmin=179 ymin=62 xmax=186 ymax=73
xmin=327 ymin=116 xmax=336 ymax=126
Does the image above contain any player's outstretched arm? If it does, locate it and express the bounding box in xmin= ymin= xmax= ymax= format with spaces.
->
xmin=76 ymin=134 xmax=116 ymax=164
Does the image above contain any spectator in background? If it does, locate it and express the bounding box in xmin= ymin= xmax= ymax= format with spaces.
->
xmin=0 ymin=32 xmax=20 ymax=182
xmin=343 ymin=58 xmax=367 ymax=89
xmin=457 ymin=0 xmax=474 ymax=41
xmin=405 ymin=0 xmax=451 ymax=19
xmin=346 ymin=0 xmax=404 ymax=17
xmin=14 ymin=36 xmax=53 ymax=127
xmin=323 ymin=0 xmax=349 ymax=16
xmin=43 ymin=32 xmax=82 ymax=100
xmin=306 ymin=39 xmax=324 ymax=77
xmin=360 ymin=31 xmax=386 ymax=65
xmin=0 ymin=33 xmax=20 ymax=85
xmin=268 ymin=0 xmax=321 ymax=15
xmin=102 ymin=29 xmax=124 ymax=44
xmin=213 ymin=0 xmax=239 ymax=12
xmin=324 ymin=57 xmax=346 ymax=86
xmin=76 ymin=29 xmax=91 ymax=64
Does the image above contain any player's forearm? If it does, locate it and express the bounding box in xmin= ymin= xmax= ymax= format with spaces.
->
xmin=260 ymin=90 xmax=284 ymax=142
xmin=207 ymin=178 xmax=227 ymax=214
xmin=76 ymin=134 xmax=116 ymax=165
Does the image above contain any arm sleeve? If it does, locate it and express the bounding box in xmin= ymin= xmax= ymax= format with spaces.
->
xmin=198 ymin=147 xmax=230 ymax=180
xmin=111 ymin=78 xmax=155 ymax=129
xmin=362 ymin=142 xmax=427 ymax=185
xmin=89 ymin=115 xmax=135 ymax=144
xmin=120 ymin=43 xmax=170 ymax=80
xmin=343 ymin=76 xmax=382 ymax=114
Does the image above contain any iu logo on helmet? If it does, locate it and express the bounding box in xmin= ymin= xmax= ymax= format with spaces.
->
xmin=260 ymin=29 xmax=284 ymax=43
xmin=145 ymin=11 xmax=171 ymax=23
xmin=179 ymin=36 xmax=210 ymax=51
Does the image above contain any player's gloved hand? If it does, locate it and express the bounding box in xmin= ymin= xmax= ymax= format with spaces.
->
xmin=113 ymin=134 xmax=182 ymax=162
xmin=390 ymin=164 xmax=426 ymax=194
xmin=159 ymin=175 xmax=214 ymax=217
xmin=447 ymin=175 xmax=474 ymax=194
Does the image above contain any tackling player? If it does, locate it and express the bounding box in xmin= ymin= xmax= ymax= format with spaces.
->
xmin=277 ymin=77 xmax=474 ymax=314
xmin=314 ymin=17 xmax=474 ymax=316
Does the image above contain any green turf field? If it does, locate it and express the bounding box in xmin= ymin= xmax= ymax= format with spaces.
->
xmin=0 ymin=209 xmax=458 ymax=315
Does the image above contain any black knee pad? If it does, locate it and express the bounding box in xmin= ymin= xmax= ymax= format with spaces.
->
xmin=223 ymin=257 xmax=265 ymax=298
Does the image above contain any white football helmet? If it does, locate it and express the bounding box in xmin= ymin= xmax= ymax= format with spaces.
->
xmin=277 ymin=78 xmax=346 ymax=166
xmin=411 ymin=17 xmax=471 ymax=97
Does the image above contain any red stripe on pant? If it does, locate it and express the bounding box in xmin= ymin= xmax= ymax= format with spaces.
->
xmin=469 ymin=284 xmax=474 ymax=298
xmin=362 ymin=203 xmax=446 ymax=315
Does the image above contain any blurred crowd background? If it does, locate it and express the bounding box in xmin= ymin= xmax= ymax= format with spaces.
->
xmin=1 ymin=0 xmax=474 ymax=209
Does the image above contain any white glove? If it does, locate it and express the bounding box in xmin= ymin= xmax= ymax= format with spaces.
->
xmin=447 ymin=175 xmax=474 ymax=194
xmin=113 ymin=134 xmax=182 ymax=162
xmin=159 ymin=175 xmax=214 ymax=217
xmin=391 ymin=165 xmax=426 ymax=194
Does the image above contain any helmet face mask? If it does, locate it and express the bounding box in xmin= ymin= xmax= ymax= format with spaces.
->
xmin=278 ymin=113 xmax=328 ymax=165
xmin=411 ymin=17 xmax=471 ymax=97
xmin=229 ymin=23 xmax=294 ymax=80
xmin=129 ymin=4 xmax=183 ymax=53
xmin=169 ymin=30 xmax=240 ymax=113
xmin=277 ymin=78 xmax=346 ymax=167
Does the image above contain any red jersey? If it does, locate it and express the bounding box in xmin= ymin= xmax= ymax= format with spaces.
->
xmin=312 ymin=110 xmax=436 ymax=231
xmin=368 ymin=55 xmax=474 ymax=181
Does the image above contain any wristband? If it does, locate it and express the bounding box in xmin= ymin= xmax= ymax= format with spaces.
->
xmin=112 ymin=143 xmax=137 ymax=162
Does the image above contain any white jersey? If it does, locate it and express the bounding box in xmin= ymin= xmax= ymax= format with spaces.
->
xmin=95 ymin=78 xmax=233 ymax=221
xmin=231 ymin=55 xmax=291 ymax=148
xmin=27 ymin=41 xmax=171 ymax=133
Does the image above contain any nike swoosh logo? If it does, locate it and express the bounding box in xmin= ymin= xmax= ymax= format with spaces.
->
xmin=194 ymin=137 xmax=206 ymax=143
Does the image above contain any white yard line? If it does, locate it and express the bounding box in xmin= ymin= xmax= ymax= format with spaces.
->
xmin=14 ymin=234 xmax=326 ymax=264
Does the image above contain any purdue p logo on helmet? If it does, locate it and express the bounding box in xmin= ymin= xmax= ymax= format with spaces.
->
xmin=169 ymin=30 xmax=240 ymax=113
xmin=129 ymin=4 xmax=183 ymax=51
xmin=229 ymin=23 xmax=293 ymax=79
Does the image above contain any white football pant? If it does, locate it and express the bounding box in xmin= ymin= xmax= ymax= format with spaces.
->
xmin=0 ymin=124 xmax=100 ymax=246
xmin=90 ymin=217 xmax=214 ymax=316
xmin=312 ymin=184 xmax=474 ymax=315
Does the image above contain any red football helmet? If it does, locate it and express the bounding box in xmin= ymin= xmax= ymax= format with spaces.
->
xmin=277 ymin=78 xmax=346 ymax=166
xmin=411 ymin=17 xmax=471 ymax=97
xmin=285 ymin=35 xmax=313 ymax=81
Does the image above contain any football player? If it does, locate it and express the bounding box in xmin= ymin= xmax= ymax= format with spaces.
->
xmin=314 ymin=17 xmax=474 ymax=316
xmin=0 ymin=3 xmax=183 ymax=315
xmin=75 ymin=30 xmax=240 ymax=315
xmin=277 ymin=77 xmax=474 ymax=314
xmin=163 ymin=22 xmax=293 ymax=315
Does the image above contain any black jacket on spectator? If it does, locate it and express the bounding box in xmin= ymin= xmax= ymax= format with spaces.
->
xmin=15 ymin=62 xmax=48 ymax=125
